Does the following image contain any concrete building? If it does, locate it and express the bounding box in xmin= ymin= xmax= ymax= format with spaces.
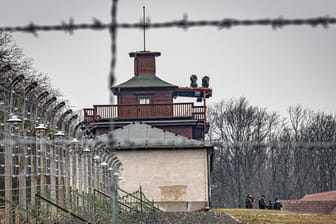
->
xmin=98 ymin=122 xmax=213 ymax=211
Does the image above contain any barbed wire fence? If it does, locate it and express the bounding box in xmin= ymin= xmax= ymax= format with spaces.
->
xmin=1 ymin=0 xmax=336 ymax=223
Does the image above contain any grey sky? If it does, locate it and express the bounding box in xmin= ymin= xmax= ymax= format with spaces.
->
xmin=1 ymin=0 xmax=336 ymax=115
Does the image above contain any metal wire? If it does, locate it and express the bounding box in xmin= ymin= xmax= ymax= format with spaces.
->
xmin=0 ymin=16 xmax=335 ymax=34
xmin=109 ymin=0 xmax=118 ymax=90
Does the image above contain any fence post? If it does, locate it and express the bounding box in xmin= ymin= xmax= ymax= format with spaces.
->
xmin=39 ymin=128 xmax=47 ymax=212
xmin=4 ymin=121 xmax=13 ymax=224
xmin=18 ymin=131 xmax=26 ymax=223
xmin=50 ymin=134 xmax=57 ymax=215
xmin=30 ymin=139 xmax=37 ymax=214
xmin=140 ymin=185 xmax=143 ymax=213
xmin=34 ymin=194 xmax=39 ymax=220
xmin=93 ymin=189 xmax=96 ymax=213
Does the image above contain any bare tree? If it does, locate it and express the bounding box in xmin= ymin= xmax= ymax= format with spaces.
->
xmin=209 ymin=100 xmax=336 ymax=208
xmin=303 ymin=112 xmax=336 ymax=193
xmin=208 ymin=97 xmax=280 ymax=207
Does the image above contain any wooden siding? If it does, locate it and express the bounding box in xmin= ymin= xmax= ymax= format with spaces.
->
xmin=118 ymin=90 xmax=174 ymax=105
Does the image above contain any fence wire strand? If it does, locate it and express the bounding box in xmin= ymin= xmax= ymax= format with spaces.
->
xmin=1 ymin=16 xmax=335 ymax=34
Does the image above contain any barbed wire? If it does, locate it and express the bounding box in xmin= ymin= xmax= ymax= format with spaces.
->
xmin=107 ymin=0 xmax=118 ymax=150
xmin=109 ymin=0 xmax=118 ymax=90
xmin=0 ymin=16 xmax=335 ymax=35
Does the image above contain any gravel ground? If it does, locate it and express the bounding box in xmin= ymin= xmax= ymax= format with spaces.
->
xmin=122 ymin=211 xmax=240 ymax=224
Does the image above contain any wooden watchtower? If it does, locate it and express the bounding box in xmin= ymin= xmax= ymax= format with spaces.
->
xmin=83 ymin=50 xmax=212 ymax=140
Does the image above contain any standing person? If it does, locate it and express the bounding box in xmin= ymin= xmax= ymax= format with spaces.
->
xmin=273 ymin=198 xmax=283 ymax=210
xmin=258 ymin=195 xmax=266 ymax=209
xmin=245 ymin=193 xmax=254 ymax=208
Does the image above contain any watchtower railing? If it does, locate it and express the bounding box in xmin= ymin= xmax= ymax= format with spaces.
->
xmin=83 ymin=103 xmax=205 ymax=122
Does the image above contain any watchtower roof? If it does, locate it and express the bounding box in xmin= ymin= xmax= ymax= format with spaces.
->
xmin=112 ymin=74 xmax=177 ymax=90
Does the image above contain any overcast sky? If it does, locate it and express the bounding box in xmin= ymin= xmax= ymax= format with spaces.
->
xmin=1 ymin=0 xmax=336 ymax=115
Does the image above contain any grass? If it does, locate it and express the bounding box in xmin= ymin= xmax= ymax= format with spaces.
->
xmin=212 ymin=208 xmax=336 ymax=224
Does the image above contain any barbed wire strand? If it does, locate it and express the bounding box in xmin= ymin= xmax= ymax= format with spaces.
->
xmin=109 ymin=0 xmax=117 ymax=90
xmin=106 ymin=0 xmax=118 ymax=152
xmin=0 ymin=16 xmax=335 ymax=34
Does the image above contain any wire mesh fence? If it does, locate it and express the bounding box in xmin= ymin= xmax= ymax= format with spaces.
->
xmin=0 ymin=72 xmax=124 ymax=222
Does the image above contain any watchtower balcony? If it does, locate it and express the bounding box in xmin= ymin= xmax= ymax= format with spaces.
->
xmin=83 ymin=102 xmax=205 ymax=123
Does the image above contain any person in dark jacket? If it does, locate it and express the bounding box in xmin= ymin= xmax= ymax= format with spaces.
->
xmin=245 ymin=193 xmax=254 ymax=208
xmin=267 ymin=200 xmax=273 ymax=209
xmin=258 ymin=195 xmax=266 ymax=209
xmin=273 ymin=198 xmax=283 ymax=210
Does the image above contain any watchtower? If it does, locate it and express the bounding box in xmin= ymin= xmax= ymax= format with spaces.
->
xmin=83 ymin=49 xmax=212 ymax=140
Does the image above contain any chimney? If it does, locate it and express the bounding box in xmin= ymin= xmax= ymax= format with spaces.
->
xmin=129 ymin=51 xmax=161 ymax=76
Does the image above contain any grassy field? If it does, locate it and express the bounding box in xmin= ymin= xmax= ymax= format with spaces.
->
xmin=213 ymin=208 xmax=336 ymax=224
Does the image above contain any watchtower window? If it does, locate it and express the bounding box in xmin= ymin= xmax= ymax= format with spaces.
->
xmin=139 ymin=98 xmax=150 ymax=104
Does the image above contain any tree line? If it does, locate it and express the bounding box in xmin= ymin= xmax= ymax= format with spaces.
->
xmin=207 ymin=97 xmax=336 ymax=207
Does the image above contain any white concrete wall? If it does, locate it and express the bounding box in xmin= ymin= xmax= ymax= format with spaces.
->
xmin=117 ymin=149 xmax=208 ymax=209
